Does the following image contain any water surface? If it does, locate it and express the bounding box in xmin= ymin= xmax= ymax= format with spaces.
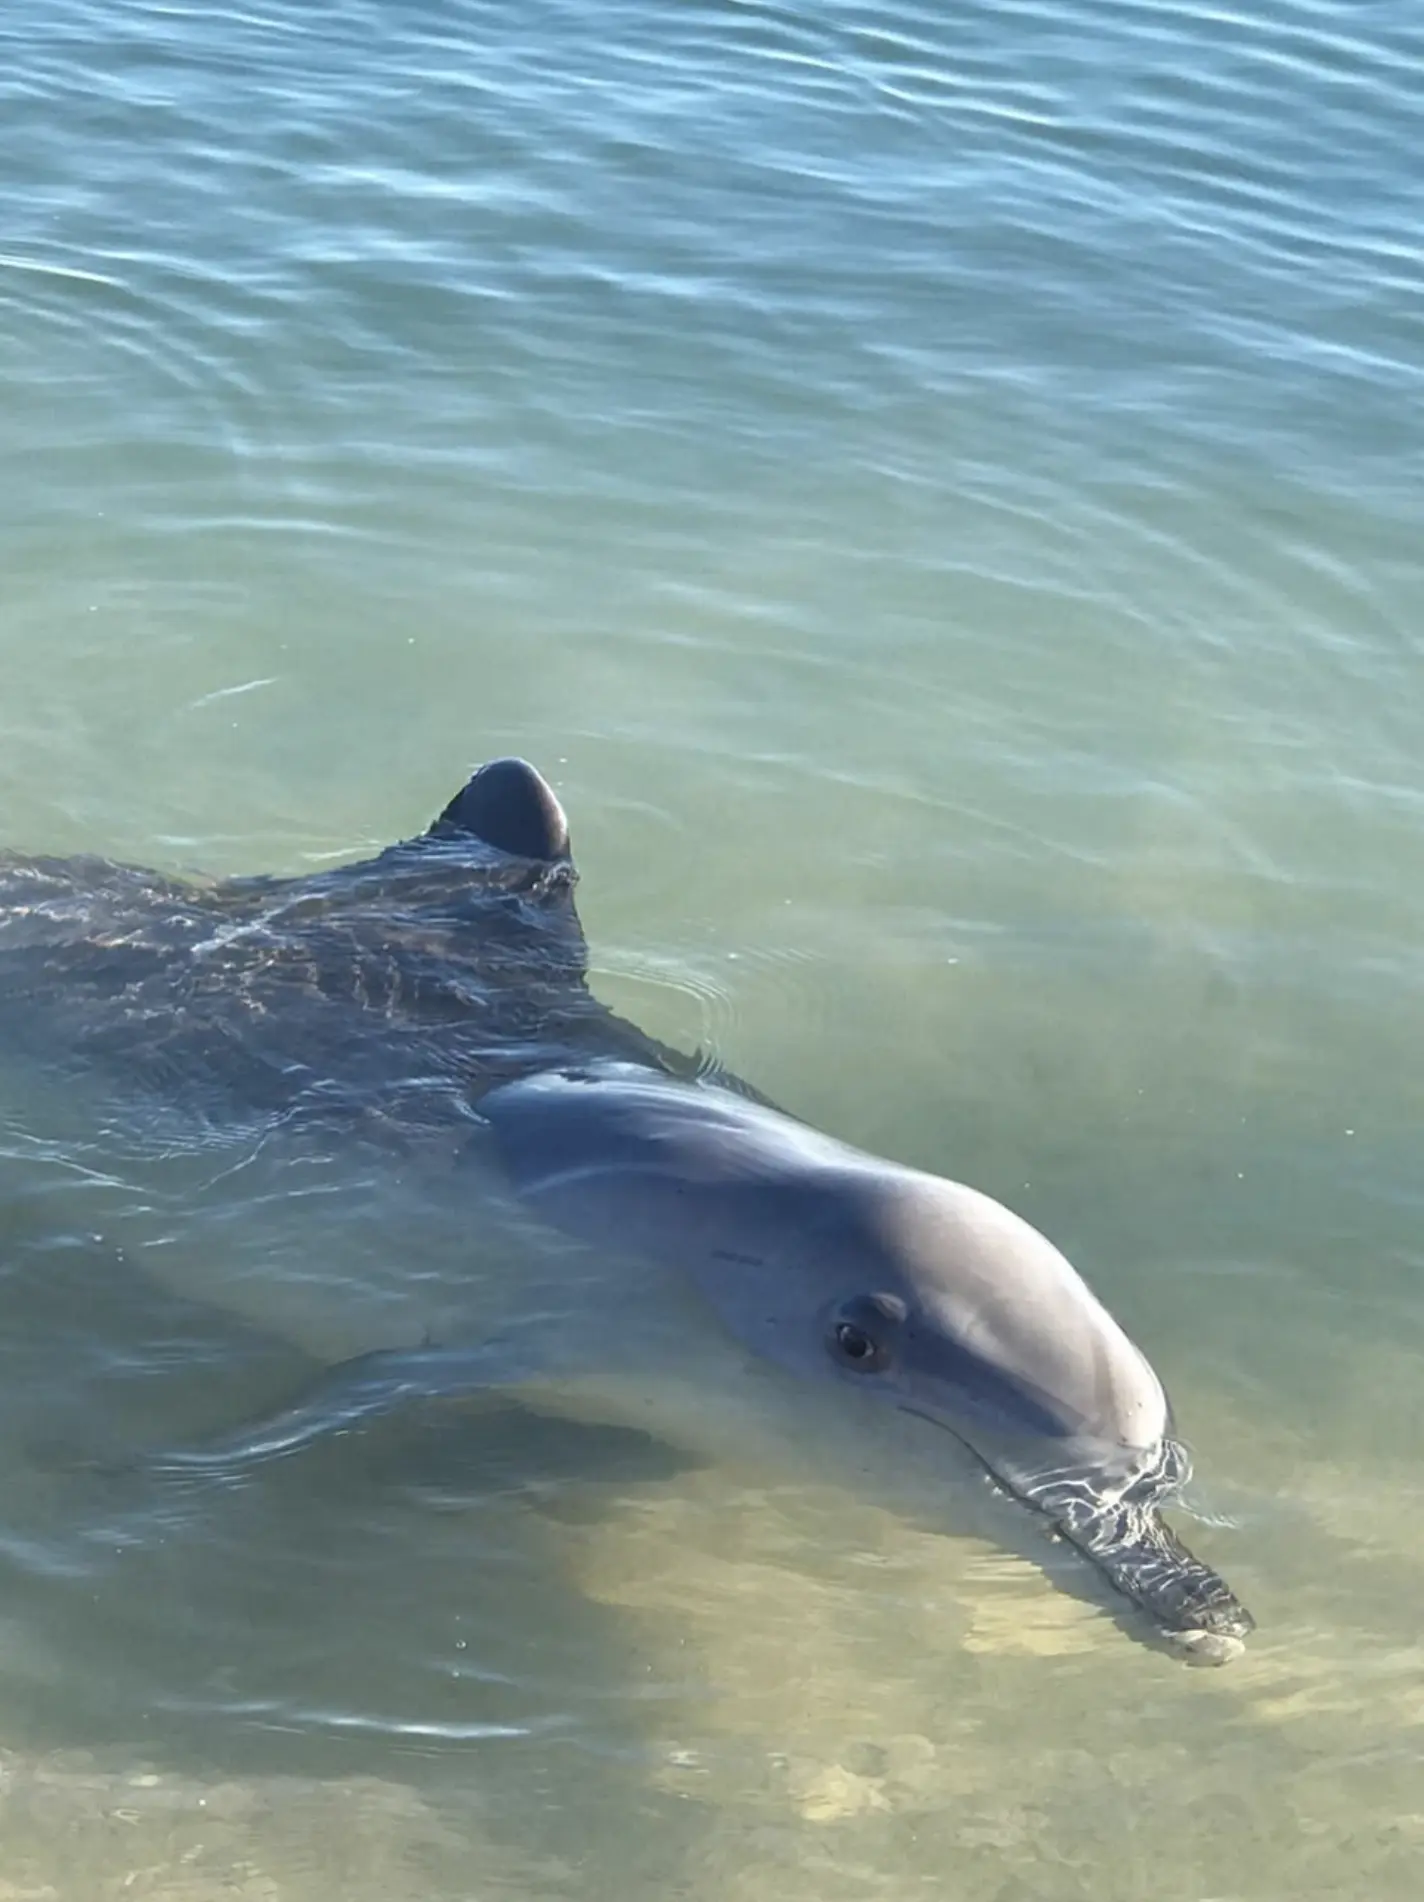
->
xmin=2 ymin=1 xmax=1422 ymax=1896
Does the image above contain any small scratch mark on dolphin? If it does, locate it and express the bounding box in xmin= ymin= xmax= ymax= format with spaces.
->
xmin=189 ymin=677 xmax=279 ymax=710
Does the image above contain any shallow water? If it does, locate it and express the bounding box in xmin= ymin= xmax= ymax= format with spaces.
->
xmin=2 ymin=0 xmax=1422 ymax=1894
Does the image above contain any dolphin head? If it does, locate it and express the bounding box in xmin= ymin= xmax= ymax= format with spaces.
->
xmin=480 ymin=1064 xmax=1165 ymax=1464
xmin=479 ymin=1062 xmax=1252 ymax=1657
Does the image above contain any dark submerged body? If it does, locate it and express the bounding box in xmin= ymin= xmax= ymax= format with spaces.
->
xmin=0 ymin=760 xmax=1251 ymax=1657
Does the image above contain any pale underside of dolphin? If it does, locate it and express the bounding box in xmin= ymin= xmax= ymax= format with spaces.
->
xmin=0 ymin=758 xmax=1254 ymax=1662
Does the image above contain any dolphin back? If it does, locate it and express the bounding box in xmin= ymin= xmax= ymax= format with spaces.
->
xmin=0 ymin=762 xmax=667 ymax=1133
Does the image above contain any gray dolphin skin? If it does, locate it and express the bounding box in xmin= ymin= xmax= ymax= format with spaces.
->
xmin=0 ymin=758 xmax=1253 ymax=1663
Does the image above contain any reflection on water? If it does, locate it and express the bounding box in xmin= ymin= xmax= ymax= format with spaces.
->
xmin=2 ymin=0 xmax=1423 ymax=1893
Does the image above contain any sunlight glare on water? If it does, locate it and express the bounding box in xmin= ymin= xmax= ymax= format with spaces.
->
xmin=1 ymin=0 xmax=1422 ymax=1896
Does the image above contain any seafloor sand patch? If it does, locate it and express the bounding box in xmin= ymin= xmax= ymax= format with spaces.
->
xmin=0 ymin=1747 xmax=556 ymax=1902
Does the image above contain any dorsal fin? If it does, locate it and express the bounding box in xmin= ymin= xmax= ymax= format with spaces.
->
xmin=428 ymin=758 xmax=571 ymax=862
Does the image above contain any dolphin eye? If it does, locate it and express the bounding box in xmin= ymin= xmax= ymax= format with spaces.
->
xmin=830 ymin=1318 xmax=890 ymax=1373
xmin=827 ymin=1293 xmax=904 ymax=1372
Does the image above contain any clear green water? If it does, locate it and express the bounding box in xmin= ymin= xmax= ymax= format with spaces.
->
xmin=1 ymin=0 xmax=1422 ymax=1895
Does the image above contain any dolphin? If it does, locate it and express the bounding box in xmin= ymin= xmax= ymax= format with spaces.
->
xmin=0 ymin=758 xmax=1253 ymax=1662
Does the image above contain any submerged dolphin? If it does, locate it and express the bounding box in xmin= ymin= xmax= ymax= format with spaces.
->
xmin=0 ymin=758 xmax=1253 ymax=1661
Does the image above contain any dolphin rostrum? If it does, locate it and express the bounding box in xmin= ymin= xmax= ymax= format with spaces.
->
xmin=0 ymin=758 xmax=1253 ymax=1661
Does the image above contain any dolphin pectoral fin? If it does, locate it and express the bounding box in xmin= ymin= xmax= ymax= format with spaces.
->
xmin=143 ymin=1341 xmax=531 ymax=1477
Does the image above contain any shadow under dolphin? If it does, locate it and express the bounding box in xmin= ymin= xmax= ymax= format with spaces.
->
xmin=0 ymin=757 xmax=1254 ymax=1662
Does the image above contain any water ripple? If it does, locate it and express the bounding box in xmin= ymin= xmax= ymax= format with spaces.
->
xmin=1 ymin=1 xmax=1422 ymax=1887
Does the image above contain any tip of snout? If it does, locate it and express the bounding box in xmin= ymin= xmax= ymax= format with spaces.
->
xmin=1160 ymin=1588 xmax=1255 ymax=1667
xmin=1165 ymin=1626 xmax=1248 ymax=1667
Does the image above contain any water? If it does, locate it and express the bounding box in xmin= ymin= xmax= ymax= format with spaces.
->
xmin=1 ymin=0 xmax=1421 ymax=1892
